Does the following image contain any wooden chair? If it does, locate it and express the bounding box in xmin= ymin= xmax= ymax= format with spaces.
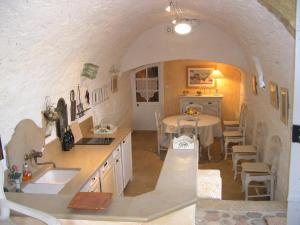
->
xmin=177 ymin=115 xmax=201 ymax=157
xmin=232 ymin=122 xmax=267 ymax=180
xmin=223 ymin=103 xmax=247 ymax=131
xmin=241 ymin=136 xmax=281 ymax=201
xmin=0 ymin=162 xmax=60 ymax=225
xmin=155 ymin=111 xmax=169 ymax=155
xmin=222 ymin=104 xmax=248 ymax=160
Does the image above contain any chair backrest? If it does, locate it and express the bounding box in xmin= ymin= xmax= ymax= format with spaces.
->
xmin=238 ymin=103 xmax=248 ymax=134
xmin=155 ymin=111 xmax=164 ymax=144
xmin=253 ymin=122 xmax=268 ymax=159
xmin=177 ymin=115 xmax=199 ymax=138
xmin=185 ymin=104 xmax=204 ymax=115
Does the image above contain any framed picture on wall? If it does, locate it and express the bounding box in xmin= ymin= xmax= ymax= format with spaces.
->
xmin=186 ymin=67 xmax=214 ymax=87
xmin=280 ymin=87 xmax=289 ymax=125
xmin=269 ymin=81 xmax=279 ymax=108
xmin=252 ymin=75 xmax=258 ymax=95
xmin=111 ymin=75 xmax=118 ymax=93
xmin=0 ymin=137 xmax=3 ymax=160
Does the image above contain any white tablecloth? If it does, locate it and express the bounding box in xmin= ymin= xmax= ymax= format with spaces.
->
xmin=162 ymin=114 xmax=222 ymax=147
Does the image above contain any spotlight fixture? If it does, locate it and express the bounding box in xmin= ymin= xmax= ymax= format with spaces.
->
xmin=165 ymin=0 xmax=195 ymax=35
xmin=174 ymin=21 xmax=191 ymax=35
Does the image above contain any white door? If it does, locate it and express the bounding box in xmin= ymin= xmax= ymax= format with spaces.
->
xmin=121 ymin=133 xmax=132 ymax=188
xmin=131 ymin=63 xmax=163 ymax=130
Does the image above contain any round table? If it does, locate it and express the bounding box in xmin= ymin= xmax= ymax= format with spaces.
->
xmin=162 ymin=114 xmax=222 ymax=147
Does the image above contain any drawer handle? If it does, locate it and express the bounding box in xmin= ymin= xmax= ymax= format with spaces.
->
xmin=92 ymin=177 xmax=96 ymax=181
xmin=104 ymin=162 xmax=108 ymax=167
xmin=208 ymin=102 xmax=212 ymax=104
xmin=116 ymin=159 xmax=119 ymax=163
xmin=123 ymin=141 xmax=125 ymax=143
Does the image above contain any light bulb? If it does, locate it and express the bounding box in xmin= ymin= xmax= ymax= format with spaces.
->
xmin=165 ymin=5 xmax=171 ymax=12
xmin=174 ymin=22 xmax=191 ymax=35
xmin=172 ymin=19 xmax=177 ymax=24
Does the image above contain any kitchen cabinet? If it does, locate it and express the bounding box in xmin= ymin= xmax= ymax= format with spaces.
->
xmin=100 ymin=155 xmax=115 ymax=194
xmin=80 ymin=171 xmax=101 ymax=192
xmin=121 ymin=133 xmax=132 ymax=188
xmin=179 ymin=95 xmax=223 ymax=118
xmin=113 ymin=145 xmax=124 ymax=196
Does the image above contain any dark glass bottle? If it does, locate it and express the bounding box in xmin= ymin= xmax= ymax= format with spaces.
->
xmin=62 ymin=128 xmax=72 ymax=151
xmin=68 ymin=126 xmax=75 ymax=147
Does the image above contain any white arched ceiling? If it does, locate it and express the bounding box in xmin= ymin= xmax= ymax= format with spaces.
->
xmin=121 ymin=22 xmax=249 ymax=72
xmin=0 ymin=0 xmax=295 ymax=200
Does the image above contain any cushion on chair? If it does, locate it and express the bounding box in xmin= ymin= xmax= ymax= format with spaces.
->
xmin=242 ymin=162 xmax=270 ymax=173
xmin=232 ymin=145 xmax=256 ymax=153
xmin=223 ymin=130 xmax=243 ymax=137
xmin=223 ymin=120 xmax=239 ymax=126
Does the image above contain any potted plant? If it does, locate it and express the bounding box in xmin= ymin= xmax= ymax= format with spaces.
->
xmin=42 ymin=97 xmax=59 ymax=137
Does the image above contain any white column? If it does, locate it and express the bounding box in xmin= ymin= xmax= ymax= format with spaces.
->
xmin=287 ymin=1 xmax=300 ymax=224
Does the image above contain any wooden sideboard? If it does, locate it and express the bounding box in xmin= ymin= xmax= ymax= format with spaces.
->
xmin=179 ymin=95 xmax=223 ymax=118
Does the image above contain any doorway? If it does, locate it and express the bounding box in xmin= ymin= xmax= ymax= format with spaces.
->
xmin=131 ymin=63 xmax=164 ymax=130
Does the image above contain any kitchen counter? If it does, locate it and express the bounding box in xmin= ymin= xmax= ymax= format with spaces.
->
xmin=7 ymin=130 xmax=199 ymax=222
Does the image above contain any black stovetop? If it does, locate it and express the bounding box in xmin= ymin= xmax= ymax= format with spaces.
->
xmin=75 ymin=137 xmax=115 ymax=145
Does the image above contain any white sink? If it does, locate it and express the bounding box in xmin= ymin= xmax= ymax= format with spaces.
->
xmin=22 ymin=183 xmax=65 ymax=194
xmin=22 ymin=169 xmax=80 ymax=194
xmin=34 ymin=169 xmax=79 ymax=184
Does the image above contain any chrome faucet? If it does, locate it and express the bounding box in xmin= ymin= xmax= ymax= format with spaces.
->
xmin=24 ymin=150 xmax=56 ymax=168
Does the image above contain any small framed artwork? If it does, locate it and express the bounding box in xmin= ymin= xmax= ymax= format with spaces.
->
xmin=186 ymin=67 xmax=215 ymax=88
xmin=269 ymin=81 xmax=279 ymax=108
xmin=111 ymin=75 xmax=118 ymax=93
xmin=252 ymin=75 xmax=258 ymax=95
xmin=280 ymin=87 xmax=289 ymax=125
xmin=0 ymin=137 xmax=4 ymax=160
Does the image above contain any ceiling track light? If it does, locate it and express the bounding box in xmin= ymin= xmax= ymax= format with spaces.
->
xmin=174 ymin=20 xmax=192 ymax=35
xmin=164 ymin=0 xmax=194 ymax=35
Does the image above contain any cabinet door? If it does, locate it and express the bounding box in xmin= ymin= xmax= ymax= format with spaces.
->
xmin=100 ymin=164 xmax=115 ymax=194
xmin=121 ymin=133 xmax=132 ymax=188
xmin=114 ymin=153 xmax=124 ymax=196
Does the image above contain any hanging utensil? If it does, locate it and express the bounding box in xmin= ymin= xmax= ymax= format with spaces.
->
xmin=77 ymin=84 xmax=84 ymax=118
xmin=70 ymin=90 xmax=76 ymax=121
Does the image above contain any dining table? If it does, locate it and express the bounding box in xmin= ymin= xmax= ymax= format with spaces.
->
xmin=162 ymin=114 xmax=222 ymax=147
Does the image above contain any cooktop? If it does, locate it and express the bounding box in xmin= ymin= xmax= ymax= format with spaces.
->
xmin=75 ymin=138 xmax=115 ymax=145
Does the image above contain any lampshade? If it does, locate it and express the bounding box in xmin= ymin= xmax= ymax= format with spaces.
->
xmin=174 ymin=22 xmax=192 ymax=35
xmin=211 ymin=70 xmax=224 ymax=79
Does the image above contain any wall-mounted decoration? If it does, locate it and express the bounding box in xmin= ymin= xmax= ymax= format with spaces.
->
xmin=269 ymin=81 xmax=279 ymax=109
xmin=91 ymin=83 xmax=111 ymax=106
xmin=0 ymin=136 xmax=4 ymax=160
xmin=252 ymin=75 xmax=258 ymax=95
xmin=253 ymin=56 xmax=266 ymax=88
xmin=55 ymin=98 xmax=68 ymax=140
xmin=81 ymin=63 xmax=99 ymax=79
xmin=186 ymin=67 xmax=214 ymax=88
xmin=42 ymin=96 xmax=59 ymax=137
xmin=280 ymin=87 xmax=289 ymax=125
xmin=111 ymin=75 xmax=118 ymax=93
xmin=70 ymin=90 xmax=76 ymax=121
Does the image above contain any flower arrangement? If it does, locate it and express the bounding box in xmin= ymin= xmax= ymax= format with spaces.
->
xmin=42 ymin=96 xmax=59 ymax=122
xmin=8 ymin=164 xmax=21 ymax=180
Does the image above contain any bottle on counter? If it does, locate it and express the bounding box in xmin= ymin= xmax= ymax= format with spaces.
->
xmin=68 ymin=126 xmax=75 ymax=147
xmin=22 ymin=163 xmax=32 ymax=182
xmin=62 ymin=128 xmax=72 ymax=151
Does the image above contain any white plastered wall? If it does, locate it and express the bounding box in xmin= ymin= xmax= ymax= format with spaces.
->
xmin=0 ymin=1 xmax=133 ymax=153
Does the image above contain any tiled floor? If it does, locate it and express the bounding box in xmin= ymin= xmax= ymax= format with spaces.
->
xmin=124 ymin=131 xmax=244 ymax=200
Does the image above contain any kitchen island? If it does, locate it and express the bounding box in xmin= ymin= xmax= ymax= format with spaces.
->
xmin=6 ymin=127 xmax=199 ymax=224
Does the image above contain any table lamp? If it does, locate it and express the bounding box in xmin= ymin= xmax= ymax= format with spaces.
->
xmin=211 ymin=70 xmax=224 ymax=95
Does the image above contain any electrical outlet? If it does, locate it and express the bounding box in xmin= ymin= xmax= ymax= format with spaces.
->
xmin=292 ymin=125 xmax=300 ymax=143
